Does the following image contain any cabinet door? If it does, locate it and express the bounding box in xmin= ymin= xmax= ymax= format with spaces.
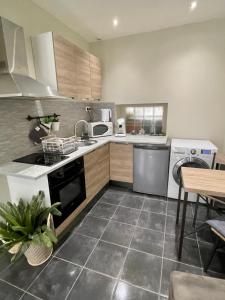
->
xmin=84 ymin=144 xmax=109 ymax=202
xmin=98 ymin=144 xmax=110 ymax=187
xmin=110 ymin=143 xmax=133 ymax=183
xmin=53 ymin=34 xmax=77 ymax=98
xmin=74 ymin=46 xmax=91 ymax=100
xmin=90 ymin=54 xmax=101 ymax=99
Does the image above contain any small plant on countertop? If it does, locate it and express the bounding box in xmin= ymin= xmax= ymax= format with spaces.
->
xmin=52 ymin=116 xmax=59 ymax=122
xmin=0 ymin=191 xmax=61 ymax=264
xmin=41 ymin=116 xmax=54 ymax=124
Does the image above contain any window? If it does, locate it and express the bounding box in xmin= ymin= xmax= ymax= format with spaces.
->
xmin=116 ymin=103 xmax=167 ymax=135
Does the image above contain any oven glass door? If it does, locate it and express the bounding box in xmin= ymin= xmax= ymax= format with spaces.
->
xmin=50 ymin=173 xmax=86 ymax=227
xmin=48 ymin=158 xmax=86 ymax=228
xmin=93 ymin=124 xmax=109 ymax=136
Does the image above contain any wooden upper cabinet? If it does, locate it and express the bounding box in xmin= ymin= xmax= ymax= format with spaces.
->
xmin=32 ymin=32 xmax=101 ymax=100
xmin=90 ymin=54 xmax=101 ymax=99
xmin=53 ymin=37 xmax=101 ymax=100
xmin=53 ymin=34 xmax=77 ymax=98
xmin=74 ymin=45 xmax=92 ymax=100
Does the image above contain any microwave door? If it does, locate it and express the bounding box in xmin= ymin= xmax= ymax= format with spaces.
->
xmin=93 ymin=124 xmax=109 ymax=136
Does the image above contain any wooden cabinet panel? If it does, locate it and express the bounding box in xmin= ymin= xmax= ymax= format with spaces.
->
xmin=110 ymin=143 xmax=133 ymax=183
xmin=74 ymin=45 xmax=91 ymax=99
xmin=53 ymin=34 xmax=77 ymax=98
xmin=84 ymin=144 xmax=109 ymax=202
xmin=90 ymin=54 xmax=101 ymax=99
xmin=52 ymin=35 xmax=101 ymax=100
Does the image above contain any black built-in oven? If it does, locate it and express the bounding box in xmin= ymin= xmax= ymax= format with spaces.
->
xmin=48 ymin=157 xmax=86 ymax=228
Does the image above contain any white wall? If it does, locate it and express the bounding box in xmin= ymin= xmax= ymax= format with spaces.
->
xmin=0 ymin=0 xmax=89 ymax=78
xmin=91 ymin=19 xmax=225 ymax=150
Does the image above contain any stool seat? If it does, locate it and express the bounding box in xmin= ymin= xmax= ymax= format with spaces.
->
xmin=207 ymin=220 xmax=225 ymax=238
xmin=169 ymin=271 xmax=225 ymax=300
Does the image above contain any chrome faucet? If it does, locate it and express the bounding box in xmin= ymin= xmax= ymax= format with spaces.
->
xmin=74 ymin=120 xmax=89 ymax=140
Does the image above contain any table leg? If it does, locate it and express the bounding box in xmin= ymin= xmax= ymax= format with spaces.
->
xmin=176 ymin=180 xmax=182 ymax=225
xmin=192 ymin=194 xmax=200 ymax=228
xmin=178 ymin=191 xmax=188 ymax=260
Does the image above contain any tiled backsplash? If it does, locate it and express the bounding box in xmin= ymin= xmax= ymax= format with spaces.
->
xmin=0 ymin=99 xmax=115 ymax=164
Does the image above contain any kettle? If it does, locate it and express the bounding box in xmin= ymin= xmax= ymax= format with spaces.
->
xmin=101 ymin=109 xmax=112 ymax=122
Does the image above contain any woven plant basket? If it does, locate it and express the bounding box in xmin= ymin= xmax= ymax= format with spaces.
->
xmin=24 ymin=214 xmax=54 ymax=266
xmin=8 ymin=242 xmax=22 ymax=254
xmin=24 ymin=243 xmax=53 ymax=266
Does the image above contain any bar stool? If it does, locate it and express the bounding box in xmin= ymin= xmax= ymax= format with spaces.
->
xmin=193 ymin=194 xmax=225 ymax=228
xmin=192 ymin=153 xmax=225 ymax=227
xmin=204 ymin=219 xmax=225 ymax=272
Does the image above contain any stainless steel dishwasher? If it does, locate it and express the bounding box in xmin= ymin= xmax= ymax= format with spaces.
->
xmin=133 ymin=143 xmax=170 ymax=196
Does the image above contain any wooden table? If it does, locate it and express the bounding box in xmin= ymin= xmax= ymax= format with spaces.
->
xmin=176 ymin=167 xmax=225 ymax=260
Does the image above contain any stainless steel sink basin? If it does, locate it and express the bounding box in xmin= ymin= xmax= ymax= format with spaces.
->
xmin=76 ymin=140 xmax=98 ymax=147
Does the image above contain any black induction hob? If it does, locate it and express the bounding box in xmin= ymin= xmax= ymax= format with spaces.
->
xmin=13 ymin=152 xmax=68 ymax=166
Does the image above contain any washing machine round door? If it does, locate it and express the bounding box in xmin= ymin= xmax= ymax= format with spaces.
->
xmin=173 ymin=157 xmax=209 ymax=185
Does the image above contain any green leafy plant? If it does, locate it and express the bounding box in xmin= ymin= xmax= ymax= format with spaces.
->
xmin=52 ymin=116 xmax=59 ymax=122
xmin=0 ymin=191 xmax=61 ymax=261
xmin=41 ymin=116 xmax=54 ymax=124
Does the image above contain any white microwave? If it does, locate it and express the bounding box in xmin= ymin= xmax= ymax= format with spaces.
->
xmin=88 ymin=122 xmax=113 ymax=137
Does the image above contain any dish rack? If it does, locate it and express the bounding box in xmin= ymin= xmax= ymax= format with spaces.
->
xmin=41 ymin=135 xmax=77 ymax=155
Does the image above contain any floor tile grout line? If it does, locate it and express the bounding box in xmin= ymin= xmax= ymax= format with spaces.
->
xmin=2 ymin=191 xmax=223 ymax=300
xmin=19 ymin=290 xmax=43 ymax=300
xmin=84 ymin=213 xmax=199 ymax=242
xmin=56 ymin=235 xmax=203 ymax=272
xmin=120 ymin=279 xmax=161 ymax=297
xmin=158 ymin=196 xmax=169 ymax=295
xmin=53 ymin=255 xmax=117 ymax=281
xmin=53 ymin=201 xmax=107 ymax=257
xmin=64 ymin=203 xmax=121 ymax=300
xmin=73 ymin=215 xmax=203 ymax=268
xmin=53 ymin=255 xmax=164 ymax=299
xmin=0 ymin=278 xmax=41 ymax=300
xmin=110 ymin=198 xmax=145 ymax=298
xmin=20 ymin=256 xmax=54 ymax=298
xmin=189 ymin=200 xmax=204 ymax=274
xmin=75 ymin=201 xmax=205 ymax=268
xmin=100 ymin=198 xmax=167 ymax=213
xmin=117 ymin=197 xmax=145 ymax=281
xmin=192 ymin=201 xmax=204 ymax=275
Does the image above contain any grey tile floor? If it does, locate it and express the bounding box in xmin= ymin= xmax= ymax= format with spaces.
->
xmin=0 ymin=186 xmax=225 ymax=300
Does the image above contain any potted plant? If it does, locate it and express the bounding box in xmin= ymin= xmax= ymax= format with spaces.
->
xmin=51 ymin=116 xmax=60 ymax=132
xmin=0 ymin=191 xmax=61 ymax=266
xmin=41 ymin=116 xmax=53 ymax=130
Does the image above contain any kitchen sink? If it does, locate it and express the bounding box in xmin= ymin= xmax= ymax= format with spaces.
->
xmin=76 ymin=140 xmax=98 ymax=147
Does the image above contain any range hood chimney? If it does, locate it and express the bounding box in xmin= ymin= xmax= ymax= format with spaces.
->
xmin=0 ymin=17 xmax=60 ymax=98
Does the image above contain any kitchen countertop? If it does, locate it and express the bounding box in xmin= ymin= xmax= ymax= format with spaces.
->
xmin=0 ymin=135 xmax=167 ymax=180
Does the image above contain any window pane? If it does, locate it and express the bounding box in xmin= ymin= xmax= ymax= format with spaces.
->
xmin=122 ymin=103 xmax=166 ymax=135
xmin=126 ymin=107 xmax=135 ymax=120
xmin=144 ymin=107 xmax=154 ymax=116
xmin=154 ymin=106 xmax=163 ymax=116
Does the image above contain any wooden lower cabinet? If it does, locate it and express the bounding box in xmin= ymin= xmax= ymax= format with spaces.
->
xmin=84 ymin=144 xmax=110 ymax=202
xmin=110 ymin=142 xmax=133 ymax=183
xmin=56 ymin=142 xmax=134 ymax=235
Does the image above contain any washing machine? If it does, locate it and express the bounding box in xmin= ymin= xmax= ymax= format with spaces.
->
xmin=168 ymin=139 xmax=217 ymax=202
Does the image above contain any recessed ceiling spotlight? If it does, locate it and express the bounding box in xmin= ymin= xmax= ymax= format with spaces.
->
xmin=113 ymin=17 xmax=118 ymax=27
xmin=190 ymin=0 xmax=198 ymax=11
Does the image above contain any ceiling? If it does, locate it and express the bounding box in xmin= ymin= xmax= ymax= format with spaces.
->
xmin=32 ymin=0 xmax=225 ymax=42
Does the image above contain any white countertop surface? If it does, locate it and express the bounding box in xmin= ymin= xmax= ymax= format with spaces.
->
xmin=0 ymin=135 xmax=167 ymax=180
